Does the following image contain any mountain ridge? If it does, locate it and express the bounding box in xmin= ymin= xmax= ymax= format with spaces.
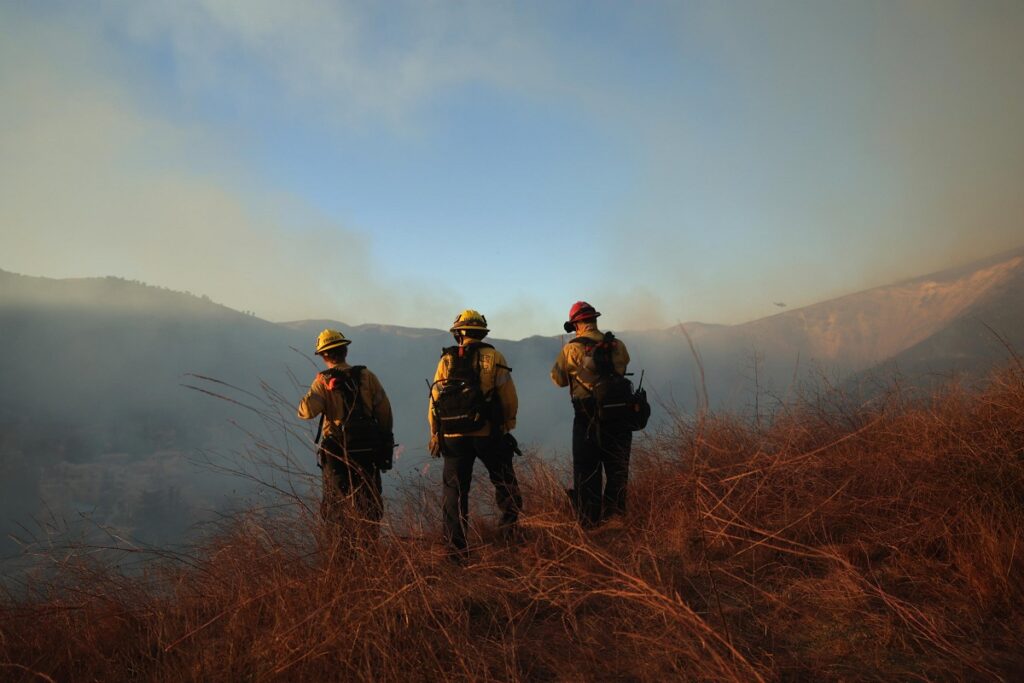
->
xmin=2 ymin=246 xmax=1023 ymax=556
xmin=6 ymin=242 xmax=1023 ymax=343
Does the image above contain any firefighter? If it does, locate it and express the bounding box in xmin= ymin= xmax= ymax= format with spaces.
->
xmin=428 ymin=310 xmax=522 ymax=561
xmin=551 ymin=302 xmax=632 ymax=527
xmin=298 ymin=329 xmax=393 ymax=526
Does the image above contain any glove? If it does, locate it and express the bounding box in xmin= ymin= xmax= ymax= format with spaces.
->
xmin=503 ymin=433 xmax=523 ymax=457
xmin=377 ymin=432 xmax=396 ymax=472
xmin=429 ymin=434 xmax=442 ymax=458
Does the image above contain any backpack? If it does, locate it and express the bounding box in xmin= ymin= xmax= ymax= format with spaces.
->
xmin=430 ymin=343 xmax=498 ymax=435
xmin=318 ymin=366 xmax=394 ymax=470
xmin=570 ymin=333 xmax=651 ymax=431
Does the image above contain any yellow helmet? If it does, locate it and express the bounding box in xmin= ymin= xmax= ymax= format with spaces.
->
xmin=449 ymin=309 xmax=489 ymax=334
xmin=315 ymin=328 xmax=351 ymax=355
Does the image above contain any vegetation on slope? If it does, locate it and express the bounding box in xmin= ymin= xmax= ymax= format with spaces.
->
xmin=2 ymin=365 xmax=1023 ymax=681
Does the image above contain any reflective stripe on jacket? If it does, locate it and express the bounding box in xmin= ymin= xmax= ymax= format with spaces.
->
xmin=297 ymin=363 xmax=393 ymax=441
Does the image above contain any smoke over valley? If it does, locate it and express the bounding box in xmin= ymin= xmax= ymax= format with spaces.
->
xmin=6 ymin=3 xmax=1024 ymax=677
xmin=2 ymin=246 xmax=1022 ymax=562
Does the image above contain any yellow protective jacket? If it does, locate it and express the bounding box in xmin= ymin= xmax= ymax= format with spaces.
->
xmin=428 ymin=342 xmax=517 ymax=437
xmin=297 ymin=363 xmax=393 ymax=441
xmin=551 ymin=328 xmax=630 ymax=401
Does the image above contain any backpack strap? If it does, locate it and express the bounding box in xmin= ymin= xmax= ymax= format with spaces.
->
xmin=435 ymin=342 xmax=501 ymax=436
xmin=442 ymin=341 xmax=494 ymax=359
xmin=320 ymin=365 xmax=372 ymax=419
xmin=594 ymin=333 xmax=619 ymax=375
xmin=565 ymin=332 xmax=623 ymax=401
xmin=440 ymin=342 xmax=496 ymax=377
xmin=565 ymin=337 xmax=590 ymax=400
xmin=568 ymin=332 xmax=619 ymax=373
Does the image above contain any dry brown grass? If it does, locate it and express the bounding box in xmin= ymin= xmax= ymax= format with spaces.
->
xmin=3 ymin=365 xmax=1024 ymax=681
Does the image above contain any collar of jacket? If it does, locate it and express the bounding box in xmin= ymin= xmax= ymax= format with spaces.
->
xmin=575 ymin=329 xmax=604 ymax=342
xmin=456 ymin=340 xmax=492 ymax=350
xmin=322 ymin=361 xmax=352 ymax=373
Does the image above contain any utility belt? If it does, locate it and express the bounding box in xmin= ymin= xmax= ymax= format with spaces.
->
xmin=318 ymin=427 xmax=394 ymax=472
xmin=436 ymin=428 xmax=522 ymax=458
xmin=567 ymin=366 xmax=651 ymax=432
xmin=572 ymin=392 xmax=650 ymax=431
xmin=572 ymin=396 xmax=597 ymax=415
xmin=574 ymin=395 xmax=622 ymax=414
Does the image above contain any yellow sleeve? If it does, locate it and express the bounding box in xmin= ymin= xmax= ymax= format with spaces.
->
xmin=363 ymin=370 xmax=393 ymax=433
xmin=493 ymin=351 xmax=518 ymax=432
xmin=427 ymin=356 xmax=447 ymax=435
xmin=551 ymin=346 xmax=570 ymax=387
xmin=297 ymin=376 xmax=326 ymax=420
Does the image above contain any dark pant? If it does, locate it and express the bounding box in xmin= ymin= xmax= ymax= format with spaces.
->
xmin=320 ymin=444 xmax=383 ymax=524
xmin=572 ymin=414 xmax=632 ymax=526
xmin=442 ymin=435 xmax=522 ymax=552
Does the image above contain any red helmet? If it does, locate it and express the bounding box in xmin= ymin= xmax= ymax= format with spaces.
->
xmin=564 ymin=301 xmax=600 ymax=331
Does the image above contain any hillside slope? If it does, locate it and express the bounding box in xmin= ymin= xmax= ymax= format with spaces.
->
xmin=740 ymin=247 xmax=1022 ymax=368
xmin=674 ymin=246 xmax=1024 ymax=402
xmin=3 ymin=365 xmax=1022 ymax=680
xmin=0 ymin=272 xmax=307 ymax=552
xmin=2 ymin=246 xmax=1022 ymax=556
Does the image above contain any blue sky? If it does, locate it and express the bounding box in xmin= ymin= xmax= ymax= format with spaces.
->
xmin=2 ymin=1 xmax=1023 ymax=339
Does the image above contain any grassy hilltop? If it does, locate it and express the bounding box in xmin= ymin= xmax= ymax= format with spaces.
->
xmin=2 ymin=365 xmax=1023 ymax=682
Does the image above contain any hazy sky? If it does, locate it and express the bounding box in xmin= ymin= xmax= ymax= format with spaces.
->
xmin=2 ymin=1 xmax=1023 ymax=339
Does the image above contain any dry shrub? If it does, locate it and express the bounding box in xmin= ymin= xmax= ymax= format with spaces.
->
xmin=3 ymin=366 xmax=1024 ymax=681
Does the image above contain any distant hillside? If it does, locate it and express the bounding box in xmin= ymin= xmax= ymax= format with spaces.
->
xmin=675 ymin=246 xmax=1024 ymax=401
xmin=0 ymin=270 xmax=259 ymax=319
xmin=1 ymin=246 xmax=1022 ymax=556
xmin=0 ymin=272 xmax=306 ymax=554
xmin=855 ymin=249 xmax=1024 ymax=384
xmin=739 ymin=246 xmax=1023 ymax=369
xmin=281 ymin=320 xmax=450 ymax=339
xmin=0 ymin=271 xmax=294 ymax=431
